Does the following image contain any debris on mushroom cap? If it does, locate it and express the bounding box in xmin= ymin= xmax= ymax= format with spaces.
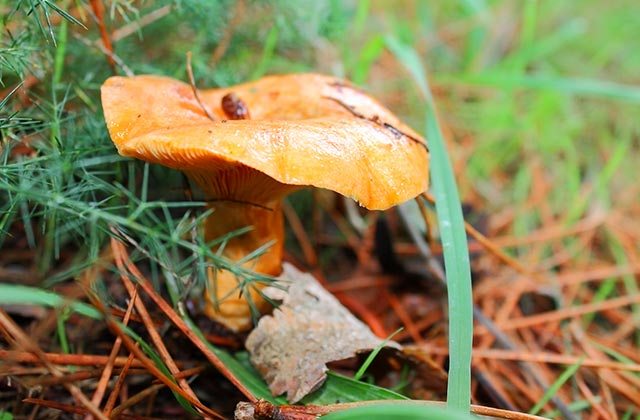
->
xmin=101 ymin=73 xmax=429 ymax=210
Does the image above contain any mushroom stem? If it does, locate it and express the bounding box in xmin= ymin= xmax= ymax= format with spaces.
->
xmin=202 ymin=200 xmax=284 ymax=331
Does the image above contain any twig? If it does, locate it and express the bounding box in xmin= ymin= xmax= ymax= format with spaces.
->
xmin=186 ymin=51 xmax=216 ymax=121
xmin=476 ymin=263 xmax=640 ymax=297
xmin=387 ymin=292 xmax=423 ymax=343
xmin=0 ymin=349 xmax=147 ymax=368
xmin=458 ymin=213 xmax=606 ymax=253
xmin=111 ymin=384 xmax=165 ymax=419
xmin=89 ymin=0 xmax=116 ymax=72
xmin=73 ymin=32 xmax=134 ymax=76
xmin=575 ymin=372 xmax=612 ymax=420
xmin=112 ymin=5 xmax=172 ymax=42
xmin=394 ymin=308 xmax=442 ymax=342
xmin=326 ymin=275 xmax=395 ymax=293
xmin=103 ymin=352 xmax=136 ymax=417
xmin=88 ymin=286 xmax=138 ymax=416
xmin=25 ymin=369 xmax=110 ymax=386
xmin=334 ymin=292 xmax=387 ymax=338
xmin=323 ymin=96 xmax=426 ymax=148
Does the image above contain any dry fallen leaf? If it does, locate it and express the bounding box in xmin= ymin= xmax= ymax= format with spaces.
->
xmin=245 ymin=263 xmax=401 ymax=403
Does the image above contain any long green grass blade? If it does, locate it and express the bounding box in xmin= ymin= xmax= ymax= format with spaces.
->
xmin=0 ymin=284 xmax=102 ymax=319
xmin=321 ymin=402 xmax=475 ymax=420
xmin=385 ymin=35 xmax=473 ymax=412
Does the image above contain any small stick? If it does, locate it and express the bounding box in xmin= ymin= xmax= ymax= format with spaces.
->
xmin=89 ymin=0 xmax=116 ymax=73
xmin=575 ymin=372 xmax=612 ymax=420
xmin=186 ymin=52 xmax=216 ymax=121
xmin=88 ymin=286 xmax=138 ymax=416
xmin=0 ymin=349 xmax=147 ymax=368
xmin=103 ymin=352 xmax=136 ymax=417
xmin=323 ymin=95 xmax=426 ymax=148
xmin=334 ymin=292 xmax=387 ymax=338
xmin=110 ymin=383 xmax=165 ymax=419
xmin=112 ymin=5 xmax=172 ymax=42
xmin=73 ymin=33 xmax=134 ymax=76
xmin=394 ymin=308 xmax=442 ymax=342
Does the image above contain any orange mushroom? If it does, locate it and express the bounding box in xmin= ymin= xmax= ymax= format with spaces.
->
xmin=101 ymin=73 xmax=429 ymax=331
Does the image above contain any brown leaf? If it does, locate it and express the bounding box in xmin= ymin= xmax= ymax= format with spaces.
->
xmin=245 ymin=263 xmax=401 ymax=403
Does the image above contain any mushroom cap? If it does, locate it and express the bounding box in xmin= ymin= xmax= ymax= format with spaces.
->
xmin=101 ymin=73 xmax=429 ymax=210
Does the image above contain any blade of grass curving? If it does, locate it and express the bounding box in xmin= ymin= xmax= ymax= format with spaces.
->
xmin=529 ymin=358 xmax=584 ymax=415
xmin=385 ymin=35 xmax=473 ymax=412
xmin=353 ymin=328 xmax=403 ymax=381
xmin=308 ymin=372 xmax=407 ymax=404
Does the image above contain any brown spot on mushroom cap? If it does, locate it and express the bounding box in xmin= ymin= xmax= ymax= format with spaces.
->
xmin=101 ymin=73 xmax=429 ymax=210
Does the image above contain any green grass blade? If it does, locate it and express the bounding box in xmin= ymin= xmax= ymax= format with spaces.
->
xmin=354 ymin=328 xmax=402 ymax=381
xmin=0 ymin=283 xmax=102 ymax=319
xmin=308 ymin=372 xmax=407 ymax=404
xmin=321 ymin=402 xmax=475 ymax=420
xmin=384 ymin=35 xmax=473 ymax=412
xmin=529 ymin=358 xmax=584 ymax=415
xmin=425 ymin=101 xmax=474 ymax=413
